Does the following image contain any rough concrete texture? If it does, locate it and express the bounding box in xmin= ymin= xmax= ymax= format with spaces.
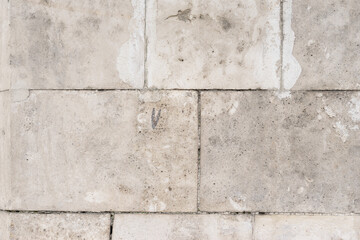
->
xmin=254 ymin=215 xmax=360 ymax=239
xmin=0 ymin=212 xmax=110 ymax=240
xmin=7 ymin=90 xmax=197 ymax=212
xmin=147 ymin=0 xmax=281 ymax=89
xmin=113 ymin=214 xmax=253 ymax=240
xmin=200 ymin=91 xmax=360 ymax=213
xmin=284 ymin=0 xmax=360 ymax=90
xmin=9 ymin=0 xmax=144 ymax=89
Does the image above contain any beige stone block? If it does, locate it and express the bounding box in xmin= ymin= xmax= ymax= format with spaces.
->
xmin=200 ymin=91 xmax=360 ymax=212
xmin=0 ymin=92 xmax=10 ymax=208
xmin=9 ymin=0 xmax=144 ymax=89
xmin=8 ymin=90 xmax=197 ymax=212
xmin=113 ymin=214 xmax=253 ymax=240
xmin=283 ymin=0 xmax=360 ymax=90
xmin=147 ymin=0 xmax=281 ymax=89
xmin=0 ymin=0 xmax=10 ymax=90
xmin=0 ymin=212 xmax=11 ymax=239
xmin=0 ymin=212 xmax=110 ymax=240
xmin=254 ymin=215 xmax=360 ymax=239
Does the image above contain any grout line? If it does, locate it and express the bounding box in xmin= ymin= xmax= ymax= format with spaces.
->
xmin=196 ymin=90 xmax=201 ymax=212
xmin=143 ymin=0 xmax=148 ymax=89
xmin=16 ymin=88 xmax=360 ymax=92
xmin=109 ymin=213 xmax=115 ymax=240
xmin=1 ymin=209 xmax=360 ymax=216
xmin=279 ymin=0 xmax=284 ymax=91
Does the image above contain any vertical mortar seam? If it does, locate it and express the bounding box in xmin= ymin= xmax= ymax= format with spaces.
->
xmin=196 ymin=90 xmax=201 ymax=212
xmin=109 ymin=213 xmax=115 ymax=240
xmin=279 ymin=0 xmax=284 ymax=91
xmin=143 ymin=0 xmax=148 ymax=89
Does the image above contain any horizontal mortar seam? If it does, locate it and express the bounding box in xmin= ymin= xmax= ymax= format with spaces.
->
xmin=4 ymin=88 xmax=360 ymax=92
xmin=1 ymin=209 xmax=360 ymax=216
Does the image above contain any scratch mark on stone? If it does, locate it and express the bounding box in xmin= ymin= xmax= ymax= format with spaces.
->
xmin=151 ymin=108 xmax=161 ymax=129
xmin=165 ymin=9 xmax=192 ymax=22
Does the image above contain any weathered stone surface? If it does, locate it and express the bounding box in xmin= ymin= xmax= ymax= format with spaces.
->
xmin=113 ymin=214 xmax=253 ymax=240
xmin=9 ymin=0 xmax=144 ymax=89
xmin=147 ymin=0 xmax=281 ymax=89
xmin=0 ymin=212 xmax=110 ymax=240
xmin=8 ymin=90 xmax=197 ymax=211
xmin=0 ymin=0 xmax=10 ymax=91
xmin=200 ymin=91 xmax=360 ymax=212
xmin=254 ymin=215 xmax=360 ymax=239
xmin=0 ymin=212 xmax=10 ymax=239
xmin=283 ymin=0 xmax=360 ymax=90
xmin=0 ymin=92 xmax=10 ymax=208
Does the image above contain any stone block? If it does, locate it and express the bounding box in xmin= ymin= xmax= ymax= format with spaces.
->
xmin=113 ymin=214 xmax=253 ymax=240
xmin=200 ymin=91 xmax=360 ymax=212
xmin=0 ymin=212 xmax=110 ymax=240
xmin=254 ymin=215 xmax=360 ymax=239
xmin=0 ymin=0 xmax=10 ymax=90
xmin=9 ymin=0 xmax=144 ymax=89
xmin=0 ymin=91 xmax=10 ymax=208
xmin=283 ymin=0 xmax=360 ymax=90
xmin=8 ymin=90 xmax=197 ymax=212
xmin=147 ymin=0 xmax=281 ymax=89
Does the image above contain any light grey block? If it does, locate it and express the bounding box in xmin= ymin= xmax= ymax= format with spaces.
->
xmin=113 ymin=214 xmax=253 ymax=240
xmin=254 ymin=215 xmax=360 ymax=240
xmin=0 ymin=212 xmax=110 ymax=240
xmin=0 ymin=91 xmax=10 ymax=209
xmin=0 ymin=0 xmax=10 ymax=91
xmin=147 ymin=0 xmax=281 ymax=89
xmin=283 ymin=0 xmax=360 ymax=90
xmin=200 ymin=91 xmax=360 ymax=212
xmin=9 ymin=0 xmax=144 ymax=89
xmin=8 ymin=90 xmax=198 ymax=212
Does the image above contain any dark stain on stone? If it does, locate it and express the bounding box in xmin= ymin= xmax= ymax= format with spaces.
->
xmin=237 ymin=41 xmax=246 ymax=53
xmin=151 ymin=108 xmax=161 ymax=129
xmin=218 ymin=16 xmax=232 ymax=31
xmin=165 ymin=9 xmax=192 ymax=22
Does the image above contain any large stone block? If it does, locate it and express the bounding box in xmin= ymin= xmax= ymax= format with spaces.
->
xmin=7 ymin=90 xmax=198 ymax=211
xmin=0 ymin=91 xmax=10 ymax=208
xmin=113 ymin=214 xmax=253 ymax=240
xmin=283 ymin=0 xmax=360 ymax=90
xmin=0 ymin=212 xmax=110 ymax=240
xmin=254 ymin=215 xmax=360 ymax=239
xmin=200 ymin=91 xmax=360 ymax=212
xmin=147 ymin=0 xmax=281 ymax=89
xmin=0 ymin=0 xmax=10 ymax=91
xmin=9 ymin=0 xmax=144 ymax=89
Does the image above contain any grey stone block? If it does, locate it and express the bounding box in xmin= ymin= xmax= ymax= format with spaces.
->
xmin=7 ymin=90 xmax=198 ymax=212
xmin=200 ymin=91 xmax=360 ymax=213
xmin=0 ymin=91 xmax=10 ymax=209
xmin=9 ymin=0 xmax=144 ymax=89
xmin=254 ymin=215 xmax=360 ymax=239
xmin=283 ymin=0 xmax=360 ymax=90
xmin=0 ymin=0 xmax=10 ymax=91
xmin=0 ymin=212 xmax=110 ymax=240
xmin=147 ymin=0 xmax=281 ymax=89
xmin=113 ymin=214 xmax=253 ymax=240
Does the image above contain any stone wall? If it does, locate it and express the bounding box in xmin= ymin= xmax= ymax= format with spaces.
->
xmin=1 ymin=0 xmax=360 ymax=239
